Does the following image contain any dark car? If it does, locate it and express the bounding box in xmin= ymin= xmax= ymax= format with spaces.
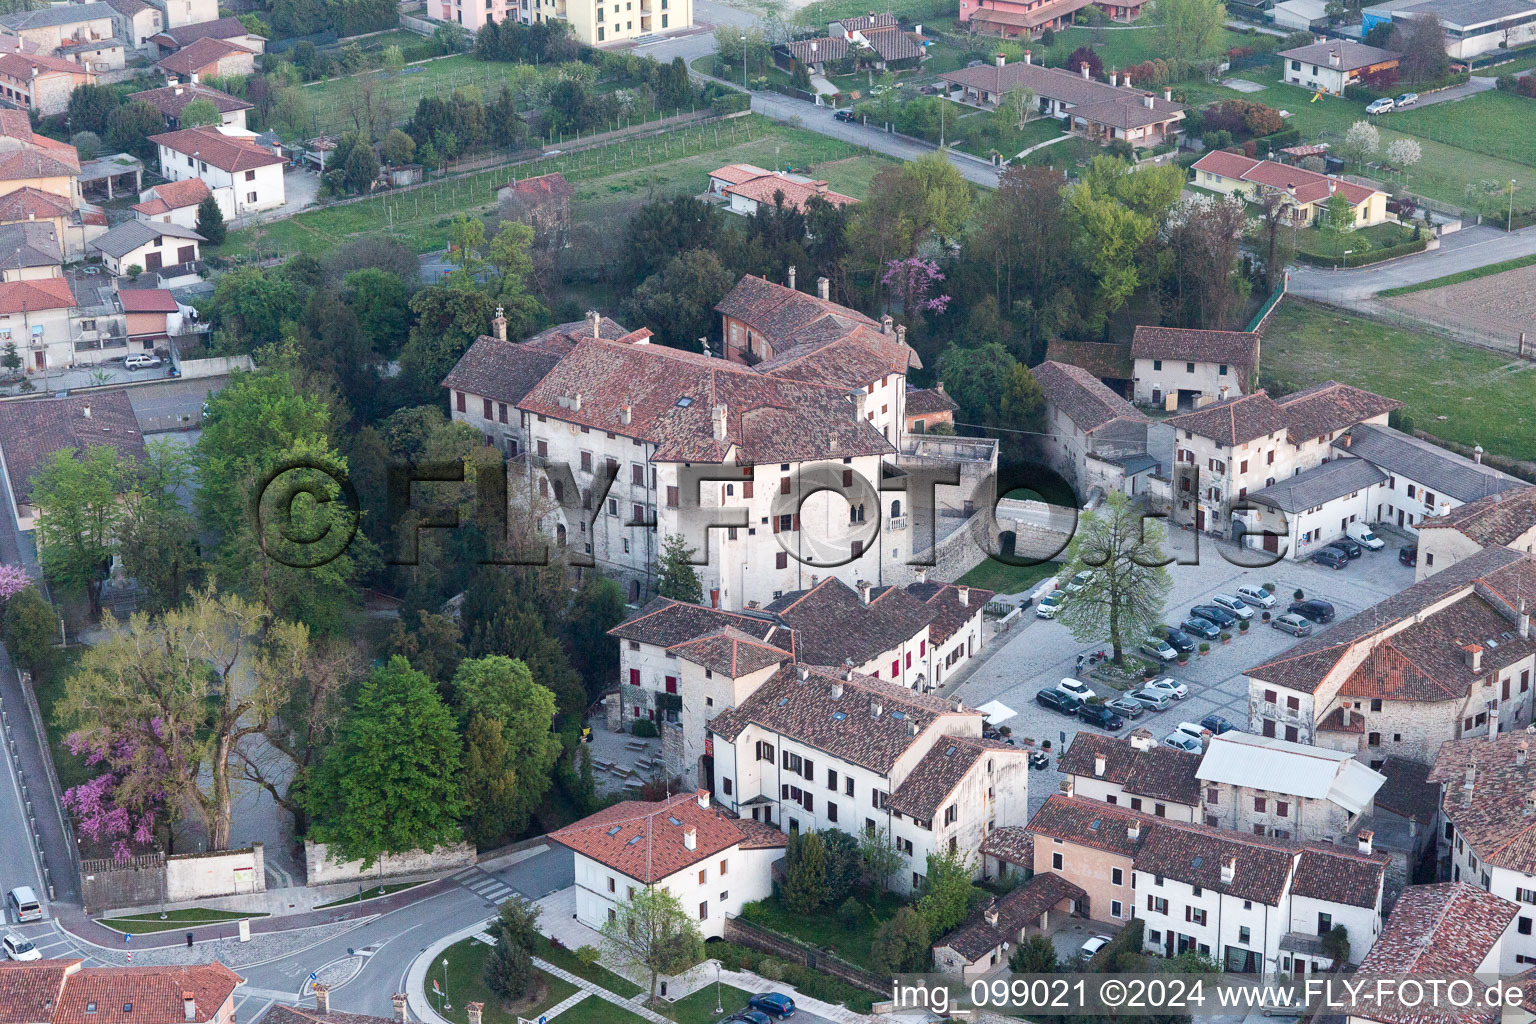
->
xmin=1399 ymin=544 xmax=1417 ymax=566
xmin=748 ymin=993 xmax=797 ymax=1018
xmin=1191 ymin=605 xmax=1237 ymax=630
xmin=725 ymin=1013 xmax=774 ymax=1024
xmin=1036 ymin=688 xmax=1083 ymax=715
xmin=1311 ymin=547 xmax=1349 ymax=569
xmin=1180 ymin=616 xmax=1221 ymax=642
xmin=1164 ymin=627 xmax=1197 ymax=655
xmin=1079 ymin=704 xmax=1125 ymax=730
xmin=1331 ymin=537 xmax=1363 ymax=559
xmin=1201 ymin=714 xmax=1236 ymax=735
xmin=833 ymin=109 xmax=857 ymax=122
xmin=1288 ymin=599 xmax=1336 ymax=624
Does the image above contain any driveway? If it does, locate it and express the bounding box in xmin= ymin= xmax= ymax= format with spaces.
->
xmin=1287 ymin=222 xmax=1536 ymax=304
xmin=953 ymin=529 xmax=1417 ymax=818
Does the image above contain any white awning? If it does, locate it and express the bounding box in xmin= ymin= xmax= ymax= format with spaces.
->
xmin=975 ymin=699 xmax=1016 ymax=724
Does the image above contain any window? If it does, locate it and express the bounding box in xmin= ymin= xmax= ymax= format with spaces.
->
xmin=1153 ymin=359 xmax=1162 ymax=371
xmin=1239 ymin=926 xmax=1250 ymax=944
xmin=698 ymin=869 xmax=706 ymax=884
xmin=1112 ymin=868 xmax=1123 ymax=886
xmin=1219 ymin=363 xmax=1228 ymax=376
xmin=1111 ymin=899 xmax=1123 ymax=918
xmin=722 ymin=778 xmax=732 ymax=796
xmin=1317 ymin=912 xmax=1332 ymax=935
xmin=775 ymin=552 xmax=788 ymax=570
xmin=1185 ymin=906 xmax=1207 ymax=926
xmin=827 ymin=803 xmax=837 ymax=823
xmin=698 ymin=901 xmax=707 ymax=921
xmin=246 ymin=192 xmax=257 ymax=204
xmin=1521 ymin=919 xmax=1533 ymax=936
xmin=1186 ymin=362 xmax=1195 ymax=373
xmin=1052 ymin=852 xmax=1064 ymax=870
xmin=607 ymin=877 xmax=615 ymax=892
xmin=455 ymin=391 xmax=466 ymax=413
xmin=632 ymin=464 xmax=644 ymax=485
xmin=1148 ymin=895 xmax=1168 ymax=914
xmin=827 ymin=769 xmax=838 ymax=790
xmin=1254 ymin=797 xmax=1266 ymax=812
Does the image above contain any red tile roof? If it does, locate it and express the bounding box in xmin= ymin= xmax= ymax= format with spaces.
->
xmin=709 ymin=163 xmax=772 ymax=186
xmin=1032 ymin=360 xmax=1148 ymax=434
xmin=0 ymin=392 xmax=144 ymax=505
xmin=128 ymin=83 xmax=251 ymax=120
xmin=118 ymin=289 xmax=178 ymax=313
xmin=549 ymin=791 xmax=783 ymax=882
xmin=888 ymin=734 xmax=1022 ymax=820
xmin=1419 ymin=486 xmax=1536 ymax=548
xmin=131 ymin=177 xmax=211 ymax=217
xmin=1164 ymin=390 xmax=1286 ymax=447
xmin=0 ymin=961 xmax=242 ymax=1024
xmin=666 ymin=627 xmax=792 ymax=677
xmin=1130 ymin=326 xmax=1260 ymax=388
xmin=148 ymin=126 xmax=282 ymax=173
xmin=0 ymin=52 xmax=90 ymax=82
xmin=722 ymin=172 xmax=858 ymax=214
xmin=500 ymin=172 xmax=573 ymax=200
xmin=155 ymin=36 xmax=252 ymax=77
xmin=1274 ymin=380 xmax=1400 ymax=442
xmin=1430 ymin=732 xmax=1536 ymax=874
xmin=1359 ymin=882 xmax=1516 ymax=975
xmin=1192 ymin=150 xmax=1381 ymax=207
xmin=0 ymin=277 xmax=73 ymax=314
xmin=0 ymin=960 xmax=76 ymax=1024
xmin=1057 ymin=732 xmax=1203 ymax=807
xmin=904 ymin=581 xmax=992 ymax=646
xmin=0 ymin=186 xmax=72 ymax=222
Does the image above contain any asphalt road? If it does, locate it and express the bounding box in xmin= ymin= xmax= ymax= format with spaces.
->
xmin=1287 ymin=222 xmax=1536 ymax=303
xmin=0 ymin=643 xmax=49 ymax=922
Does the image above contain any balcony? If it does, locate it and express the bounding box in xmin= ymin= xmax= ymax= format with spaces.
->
xmin=886 ymin=515 xmax=909 ymax=531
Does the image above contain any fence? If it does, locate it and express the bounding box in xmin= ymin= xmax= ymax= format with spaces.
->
xmin=722 ymin=915 xmax=889 ymax=994
xmin=82 ymin=853 xmax=167 ymax=913
xmin=1246 ymin=282 xmax=1286 ymax=333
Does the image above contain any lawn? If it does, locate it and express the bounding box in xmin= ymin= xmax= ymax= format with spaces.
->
xmin=214 ymin=117 xmax=895 ymax=261
xmin=531 ymin=934 xmax=643 ymax=998
xmin=1028 ymin=24 xmax=1276 ymax=72
xmin=664 ymin=984 xmax=753 ymax=1024
xmin=431 ymin=938 xmax=578 ymax=1024
xmin=957 ymin=558 xmax=1062 ymax=596
xmin=738 ymin=892 xmax=907 ymax=969
xmin=1385 ymin=91 xmax=1536 ymax=169
xmin=1258 ymin=298 xmax=1536 ymax=462
xmin=574 ymin=1001 xmax=649 ymax=1024
xmin=1295 ymin=221 xmax=1416 ymax=259
xmin=97 ymin=909 xmax=269 ymax=935
xmin=312 ymin=881 xmax=426 ymax=909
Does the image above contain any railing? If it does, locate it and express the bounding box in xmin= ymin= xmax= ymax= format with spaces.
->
xmin=886 ymin=515 xmax=909 ymax=531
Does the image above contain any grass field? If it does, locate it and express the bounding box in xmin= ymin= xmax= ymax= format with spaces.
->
xmin=1377 ymin=253 xmax=1536 ymax=297
xmin=1028 ymin=24 xmax=1277 ymax=72
xmin=214 ymin=117 xmax=895 ymax=261
xmin=1295 ymin=221 xmax=1416 ymax=259
xmin=957 ymin=558 xmax=1062 ymax=596
xmin=433 ymin=938 xmax=579 ymax=1024
xmin=28 ymin=648 xmax=86 ymax=793
xmin=312 ymin=881 xmax=426 ymax=909
xmin=664 ymin=984 xmax=753 ymax=1024
xmin=1385 ymin=91 xmax=1536 ymax=168
xmin=739 ymin=892 xmax=907 ymax=969
xmin=98 ymin=909 xmax=269 ymax=935
xmin=1259 ymin=299 xmax=1536 ymax=461
xmin=530 ymin=934 xmax=643 ymax=998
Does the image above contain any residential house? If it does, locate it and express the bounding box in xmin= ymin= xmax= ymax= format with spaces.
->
xmin=1057 ymin=731 xmax=1203 ymax=822
xmin=907 ymin=577 xmax=994 ymax=689
xmin=905 ymin=384 xmax=957 ymax=434
xmin=1418 ymin=486 xmax=1536 ymax=581
xmin=1429 ymin=733 xmax=1536 ymax=969
xmin=1240 ymin=457 xmax=1385 ymax=562
xmin=0 ymin=52 xmax=95 ymax=115
xmin=548 ymin=790 xmax=785 ymax=940
xmin=1353 ymin=882 xmax=1519 ymax=993
xmin=708 ymin=664 xmax=1029 ymax=894
xmin=0 ymin=392 xmax=145 ymax=532
xmin=958 ymin=0 xmax=1144 ymax=37
xmin=932 ymin=873 xmax=1088 ymax=978
xmin=979 ymin=824 xmax=1033 ymax=881
xmin=776 ymin=14 xmax=926 ymax=75
xmin=151 ymin=16 xmax=264 ymax=55
xmin=940 ymin=55 xmax=1186 ymax=148
xmin=1243 ymin=546 xmax=1536 ymax=764
xmin=156 ymin=36 xmax=254 ymax=81
xmin=1025 ymin=793 xmax=1153 ymax=926
xmin=1197 ymin=731 xmax=1385 ymax=841
xmin=132 ymin=177 xmax=213 ymax=228
xmin=0 ymin=188 xmax=99 ymax=261
xmin=148 ymin=125 xmax=286 ymax=216
xmin=706 ymin=164 xmax=858 ymax=217
xmin=129 ymin=82 xmax=252 ymax=130
xmin=482 ymin=0 xmax=693 ymax=45
xmin=1277 ymin=39 xmax=1400 ymax=95
xmin=118 ymin=287 xmax=182 ymax=348
xmin=1362 ymin=0 xmax=1536 ymax=59
xmin=0 ymin=277 xmax=75 ymax=374
xmin=0 ymin=115 xmax=104 ymax=258
xmin=0 ymin=3 xmax=125 ymax=71
xmin=264 ymin=988 xmax=407 ymax=1024
xmin=104 ymin=0 xmax=163 ymax=52
xmin=0 ymin=221 xmax=62 ymax=282
xmin=1336 ymin=424 xmax=1524 ymax=533
xmin=0 ymin=960 xmax=242 ymax=1024
xmin=1191 ymin=151 xmax=1390 ymax=228
xmin=1269 ymin=0 xmax=1330 ymax=31
xmin=1031 ymin=359 xmax=1154 ymax=500
xmin=92 ymin=220 xmax=202 ymax=277
xmin=145 ymin=0 xmax=218 ymax=32
xmin=1130 ymin=326 xmax=1261 ymax=410
xmin=1043 ymin=339 xmax=1135 ymax=398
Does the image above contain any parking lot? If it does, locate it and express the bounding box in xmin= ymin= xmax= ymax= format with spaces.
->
xmin=952 ymin=527 xmax=1418 ymax=816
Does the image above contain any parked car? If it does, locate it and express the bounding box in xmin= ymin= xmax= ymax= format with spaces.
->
xmin=1191 ymin=604 xmax=1237 ymax=630
xmin=6 ymin=887 xmax=40 ymax=923
xmin=1174 ymin=721 xmax=1208 ymax=741
xmin=748 ymin=993 xmax=796 ymax=1019
xmin=1288 ymin=599 xmax=1335 ymax=624
xmin=1036 ymin=688 xmax=1083 ymax=715
xmin=833 ymin=109 xmax=856 ymax=122
xmin=1311 ymin=547 xmax=1349 ymax=569
xmin=1211 ymin=594 xmax=1255 ymax=621
xmin=1144 ymin=676 xmax=1189 ymax=700
xmin=1330 ymin=537 xmax=1363 ymax=559
xmin=125 ymin=353 xmax=162 ymax=370
xmin=1201 ymin=714 xmax=1236 ymax=735
xmin=1140 ymin=636 xmax=1179 ymax=662
xmin=1081 ymin=934 xmax=1114 ymax=959
xmin=1079 ymin=704 xmax=1125 ymax=730
xmin=1236 ymin=584 xmax=1276 ymax=608
xmin=1105 ymin=697 xmax=1146 ymax=719
xmin=1164 ymin=626 xmax=1197 ymax=654
xmin=1395 ymin=92 xmax=1419 ymax=107
xmin=1347 ymin=523 xmax=1386 ymax=550
xmin=726 ymin=1013 xmax=774 ymax=1024
xmin=1126 ymin=687 xmax=1172 ymax=711
xmin=1272 ymin=613 xmax=1314 ymax=637
xmin=1164 ymin=732 xmax=1203 ymax=752
xmin=1366 ymin=97 xmax=1395 ymax=114
xmin=1057 ymin=677 xmax=1096 ymax=701
xmin=2 ymin=932 xmax=38 ymax=961
xmin=1399 ymin=544 xmax=1417 ymax=566
xmin=1181 ymin=616 xmax=1221 ymax=641
xmin=1065 ymin=570 xmax=1095 ymax=595
xmin=1036 ymin=590 xmax=1066 ymax=619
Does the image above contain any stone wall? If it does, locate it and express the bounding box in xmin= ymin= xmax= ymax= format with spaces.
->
xmin=304 ymin=840 xmax=474 ymax=886
xmin=722 ymin=915 xmax=887 ymax=994
xmin=81 ymin=853 xmax=165 ymax=913
xmin=165 ymin=845 xmax=265 ymax=901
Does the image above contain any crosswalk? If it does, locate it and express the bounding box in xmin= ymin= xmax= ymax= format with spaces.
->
xmin=451 ymin=867 xmax=517 ymax=906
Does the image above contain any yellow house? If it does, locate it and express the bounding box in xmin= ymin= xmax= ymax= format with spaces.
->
xmin=1191 ymin=150 xmax=1389 ymax=227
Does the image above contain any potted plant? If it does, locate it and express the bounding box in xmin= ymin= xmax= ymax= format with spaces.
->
xmin=1199 ymin=642 xmax=1211 ymax=656
xmin=1177 ymin=655 xmax=1189 ymax=666
xmin=1041 ymin=739 xmax=1052 ymax=751
xmin=1239 ymin=619 xmax=1250 ymax=633
xmin=1264 ymin=582 xmax=1277 ymax=594
xmin=1220 ymin=631 xmax=1232 ymax=645
xmin=1000 ymin=725 xmax=1013 ymax=738
xmin=1262 ymin=611 xmax=1271 ymax=623
xmin=1294 ymin=588 xmax=1305 ymax=601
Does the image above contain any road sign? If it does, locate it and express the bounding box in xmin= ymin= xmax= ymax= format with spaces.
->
xmin=309 ymin=973 xmax=317 ymax=983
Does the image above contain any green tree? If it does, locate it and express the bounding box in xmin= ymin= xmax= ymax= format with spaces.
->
xmin=869 ymin=906 xmax=930 ymax=975
xmin=398 ymin=285 xmax=499 ymax=405
xmin=342 ymin=268 xmax=411 ymax=357
xmin=1152 ymin=0 xmax=1227 ymax=64
xmin=195 ymin=194 xmax=226 ymax=246
xmin=566 ymin=575 xmax=627 ymax=703
xmin=625 ymin=248 xmax=737 ymax=351
xmin=484 ymin=895 xmax=542 ymax=999
xmin=655 ymin=534 xmax=703 ymax=603
xmin=178 ymin=98 xmax=222 ymax=127
xmin=67 ymin=83 xmax=120 ymax=135
xmin=118 ymin=441 xmax=200 ymax=612
xmin=387 ymin=610 xmax=465 ymax=686
xmin=449 ymin=655 xmax=562 ymax=841
xmin=820 ymin=828 xmax=863 ymax=894
xmin=916 ymin=848 xmax=980 ymax=936
xmin=1010 ymin=932 xmax=1059 ymax=973
xmin=938 ymin=342 xmax=1045 ymax=453
xmin=204 ymin=266 xmax=302 ymax=349
xmin=858 ymin=824 xmax=904 ymax=894
xmin=1321 ymin=924 xmax=1350 ymax=964
xmin=484 ymin=219 xmax=546 ymax=333
xmin=1057 ymin=490 xmax=1173 ymax=666
xmin=599 ymin=886 xmax=705 ymax=1005
xmin=304 ymin=656 xmax=467 ymax=864
xmin=105 ymin=101 xmax=166 ymax=159
xmin=784 ymin=831 xmax=830 ymax=913
xmin=380 ymin=44 xmax=406 ymax=75
xmin=380 ymin=127 xmax=415 ymax=165
xmin=69 ymin=131 xmax=101 ymax=160
xmin=463 ymin=714 xmax=520 ymax=848
xmin=1066 ymin=183 xmax=1156 ymax=333
xmin=2 ymin=587 xmax=58 ymax=679
xmin=31 ymin=444 xmax=130 ymax=615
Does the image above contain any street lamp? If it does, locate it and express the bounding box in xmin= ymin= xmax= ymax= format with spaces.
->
xmin=740 ymin=33 xmax=747 ymax=91
xmin=1509 ymin=179 xmax=1518 ymax=233
xmin=714 ymin=962 xmax=722 ymax=1015
xmin=441 ymin=958 xmax=451 ymax=1011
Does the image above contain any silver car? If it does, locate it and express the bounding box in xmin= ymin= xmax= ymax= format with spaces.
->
xmin=1127 ymin=687 xmax=1172 ymax=711
xmin=1236 ymin=584 xmax=1276 ymax=608
xmin=1211 ymin=594 xmax=1254 ymax=621
xmin=1272 ymin=613 xmax=1313 ymax=637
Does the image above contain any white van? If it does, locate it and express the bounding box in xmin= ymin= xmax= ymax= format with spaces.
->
xmin=6 ymin=887 xmax=41 ymax=923
xmin=1347 ymin=522 xmax=1385 ymax=550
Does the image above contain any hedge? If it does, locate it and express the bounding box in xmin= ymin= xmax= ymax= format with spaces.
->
xmin=708 ymin=940 xmax=877 ymax=1013
xmin=1254 ymin=127 xmax=1300 ymax=156
xmin=1296 ymin=236 xmax=1428 ymax=268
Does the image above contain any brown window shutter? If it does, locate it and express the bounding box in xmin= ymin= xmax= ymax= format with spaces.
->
xmin=781 ymin=477 xmax=791 ymax=494
xmin=842 ymin=469 xmax=853 ymax=487
xmin=667 ymin=486 xmax=678 ymax=507
xmin=744 ymin=481 xmax=754 ymax=499
xmin=772 ymin=515 xmax=780 ymax=534
xmin=792 ymin=514 xmax=800 ymax=531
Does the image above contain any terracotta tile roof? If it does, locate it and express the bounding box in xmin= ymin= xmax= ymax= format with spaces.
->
xmin=128 ymin=84 xmax=251 ymax=120
xmin=262 ymin=1007 xmax=394 ymax=1024
xmin=1134 ymin=820 xmax=1298 ymax=904
xmin=1057 ymin=732 xmax=1202 ymax=807
xmin=548 ymin=791 xmax=781 ymax=882
xmin=904 ymin=582 xmax=991 ymax=646
xmin=888 ymin=735 xmax=1021 ymax=820
xmin=0 ymin=276 xmax=73 ymax=314
xmin=1069 ymin=91 xmax=1188 ymax=130
xmin=709 ymin=163 xmax=772 ymax=186
xmin=764 ymin=577 xmax=933 ymax=669
xmin=1192 ymin=151 xmax=1381 ymax=207
xmin=1359 ymin=882 xmax=1517 ymax=975
xmin=1430 ymin=733 xmax=1536 ymax=874
xmin=1290 ymin=844 xmax=1387 ymax=908
xmin=0 ymin=392 xmax=144 ymax=505
xmin=104 ymin=0 xmax=155 ymax=17
xmin=1164 ymin=390 xmax=1286 ymax=447
xmin=1131 ymin=326 xmax=1259 ymax=388
xmin=1044 ymin=339 xmax=1133 ymax=381
xmin=0 ymin=51 xmax=92 ymax=84
xmin=785 ymin=24 xmax=923 ymax=64
xmin=755 ymin=321 xmax=918 ymax=389
xmin=714 ymin=275 xmax=876 ymax=346
xmin=706 ymin=663 xmax=974 ymax=775
xmin=500 ymin=172 xmax=573 ymax=199
xmin=979 ymin=824 xmax=1033 ymax=868
xmin=118 ymin=289 xmax=177 ymax=313
xmin=1317 ymin=705 xmax=1365 ymax=733
xmin=939 ymin=61 xmax=1185 ymax=124
xmin=1372 ymin=755 xmax=1438 ymax=826
xmin=155 ymin=36 xmax=253 ymax=77
xmin=1032 ymin=360 xmax=1149 ymax=434
xmin=0 ymin=132 xmax=80 ymax=181
xmin=1279 ymin=39 xmax=1399 ymax=71
xmin=439 ymin=328 xmax=586 ymax=408
xmin=723 ymin=173 xmax=858 ymax=215
xmin=1275 ymin=381 xmax=1400 ymax=443
xmin=609 ymin=597 xmax=788 ymax=651
xmin=835 ymin=12 xmax=897 ymax=30
xmin=131 ymin=177 xmax=211 ymax=217
xmin=51 ymin=964 xmax=242 ymax=1024
xmin=0 ymin=960 xmax=77 ymax=1024
xmin=1245 ymin=547 xmax=1536 ymax=694
xmin=148 ymin=126 xmax=281 ymax=173
xmin=1417 ymin=485 xmax=1536 ymax=548
xmin=1027 ymin=793 xmax=1158 ymax=858
xmin=158 ymin=17 xmax=254 ymax=46
xmin=935 ymin=872 xmax=1088 ymax=961
xmin=0 ymin=187 xmax=72 ymax=223
xmin=972 ymin=0 xmax=1093 ymax=29
xmin=905 ymin=386 xmax=957 ymax=417
xmin=666 ymin=627 xmax=792 ymax=677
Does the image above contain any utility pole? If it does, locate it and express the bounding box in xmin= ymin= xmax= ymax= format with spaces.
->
xmin=1510 ymin=179 xmax=1518 ymax=233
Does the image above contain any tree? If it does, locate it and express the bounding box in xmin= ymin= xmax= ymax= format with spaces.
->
xmin=1066 ymin=46 xmax=1103 ymax=81
xmin=1250 ymin=186 xmax=1298 ymax=293
xmin=656 ymin=534 xmax=703 ymax=603
xmin=117 ymin=441 xmax=200 ymax=612
xmin=1323 ymin=189 xmax=1354 ymax=233
xmin=450 ymin=655 xmax=562 ymax=843
xmin=0 ymin=565 xmax=28 ymax=604
xmin=1163 ymin=194 xmax=1249 ymax=330
xmin=1057 ymin=490 xmax=1173 ymax=666
xmin=105 ymin=101 xmax=166 ymax=159
xmin=304 ymin=656 xmax=467 ymax=864
xmin=939 ymin=342 xmax=1045 ymax=445
xmin=485 ymin=896 xmax=542 ymax=1000
xmin=1002 ymin=82 xmax=1037 ymax=128
xmin=626 ymin=248 xmax=738 ymax=351
xmin=195 ymin=194 xmax=226 ymax=246
xmin=1066 ymin=181 xmax=1157 ymax=333
xmin=599 ymin=886 xmax=704 ymax=1005
xmin=1010 ymin=932 xmax=1059 ymax=973
xmin=2 ymin=586 xmax=58 ymax=679
xmin=67 ymin=83 xmax=120 ymax=135
xmin=1392 ymin=12 xmax=1448 ymax=83
xmin=820 ymin=828 xmax=863 ymax=894
xmin=342 ymin=268 xmax=411 ymax=357
xmin=178 ymin=98 xmax=222 ymax=127
xmin=784 ymin=831 xmax=830 ymax=913
xmin=1386 ymin=137 xmax=1421 ymax=183
xmin=869 ymin=906 xmax=930 ymax=975
xmin=566 ymin=575 xmax=627 ymax=703
xmin=69 ymin=131 xmax=101 ymax=160
xmin=31 ymin=444 xmax=130 ymax=615
xmin=1340 ymin=119 xmax=1380 ymax=172
xmin=916 ymin=848 xmax=980 ymax=936
xmin=381 ymin=44 xmax=406 ymax=75
xmin=380 ymin=127 xmax=415 ymax=166
xmin=203 ymin=266 xmax=302 ymax=349
xmin=1153 ymin=0 xmax=1227 ymax=64
xmin=387 ymin=610 xmax=464 ymax=686
xmin=1321 ymin=924 xmax=1351 ymax=964
xmin=858 ymin=824 xmax=904 ymax=893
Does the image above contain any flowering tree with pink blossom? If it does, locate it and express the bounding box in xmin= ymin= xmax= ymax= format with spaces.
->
xmin=0 ymin=564 xmax=29 ymax=603
xmin=881 ymin=257 xmax=952 ymax=315
xmin=63 ymin=723 xmax=175 ymax=860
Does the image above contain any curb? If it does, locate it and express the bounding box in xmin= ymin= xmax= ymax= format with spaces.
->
xmin=406 ymin=916 xmax=494 ymax=1024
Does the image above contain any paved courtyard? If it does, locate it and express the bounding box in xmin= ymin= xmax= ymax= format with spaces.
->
xmin=952 ymin=527 xmax=1418 ymax=817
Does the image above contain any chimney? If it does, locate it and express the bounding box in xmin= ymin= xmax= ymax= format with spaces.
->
xmin=174 ymin=85 xmax=183 ymax=95
xmin=1520 ymin=599 xmax=1530 ymax=639
xmin=1357 ymin=830 xmax=1374 ymax=856
xmin=983 ymin=901 xmax=999 ymax=926
xmin=710 ymin=588 xmax=720 ymax=609
xmin=915 ymin=567 xmax=928 ymax=584
xmin=1201 ymin=728 xmax=1213 ymax=752
xmin=1329 ymin=180 xmax=1337 ymax=196
xmin=1143 ymin=92 xmax=1154 ymax=109
xmin=1219 ymin=385 xmax=1229 ymax=402
xmin=586 ymin=309 xmax=601 ymax=337
xmin=712 ymin=404 xmax=728 ymax=442
xmin=1463 ymin=765 xmax=1477 ymax=802
xmin=1061 ymin=776 xmax=1075 ymax=797
xmin=1329 ymin=49 xmax=1341 ymax=68
xmin=995 ymin=52 xmax=1006 ymax=67
xmin=466 ymin=1004 xmax=483 ymax=1024
xmin=907 ymin=718 xmax=919 ymax=736
xmin=936 ymin=380 xmax=945 ymax=393
xmin=1342 ymin=704 xmax=1352 ymax=726
xmin=1473 ymin=444 xmax=1484 ymax=464
xmin=312 ymin=986 xmax=329 ymax=1016
xmin=858 ymin=580 xmax=872 ymax=604
xmin=1126 ymin=819 xmax=1140 ymax=840
xmin=831 ymin=680 xmax=843 ymax=699
xmin=1024 ymin=49 xmax=1032 ymax=64
xmin=1465 ymin=644 xmax=1483 ymax=671
xmin=621 ymin=403 xmax=632 ymax=426
xmin=182 ymin=994 xmax=195 ymax=1022
xmin=1110 ymin=70 xmax=1118 ymax=86
xmin=491 ymin=305 xmax=507 ymax=342
xmin=1094 ymin=752 xmax=1107 ymax=777
xmin=1122 ymin=73 xmax=1131 ymax=89
xmin=1409 ymin=814 xmax=1419 ymax=838
xmin=1080 ymin=62 xmax=1090 ymax=80
xmin=1521 ymin=741 xmax=1530 ymax=766
xmin=811 ymin=574 xmax=820 ymax=588
xmin=880 ymin=314 xmax=893 ymax=335
xmin=787 ymin=265 xmax=796 ymax=291
xmin=1220 ymin=857 xmax=1236 ymax=884
xmin=683 ymin=827 xmax=697 ymax=851
xmin=798 ymin=665 xmax=810 ymax=681
xmin=896 ymin=324 xmax=906 ymax=346
xmin=816 ymin=276 xmax=829 ymax=301
xmin=571 ymin=393 xmax=582 ymax=413
xmin=392 ymin=996 xmax=407 ymax=1024
xmin=82 ymin=403 xmax=91 ymax=419
xmin=870 ymin=696 xmax=883 ymax=717
xmin=1128 ymin=729 xmax=1153 ymax=752
xmin=958 ymin=586 xmax=970 ymax=607
xmin=1488 ymin=700 xmax=1500 ymax=739
xmin=1164 ymin=87 xmax=1172 ymax=101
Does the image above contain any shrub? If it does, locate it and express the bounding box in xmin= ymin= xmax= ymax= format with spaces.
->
xmin=1041 ymin=26 xmax=1055 ymax=45
xmin=631 ymin=719 xmax=659 ymax=738
xmin=575 ymin=945 xmax=600 ymax=967
xmin=1239 ymin=619 xmax=1250 ymax=632
xmin=758 ymin=957 xmax=788 ymax=981
xmin=1294 ymin=588 xmax=1305 ymax=600
xmin=837 ymin=897 xmax=866 ymax=929
xmin=1199 ymin=642 xmax=1211 ymax=654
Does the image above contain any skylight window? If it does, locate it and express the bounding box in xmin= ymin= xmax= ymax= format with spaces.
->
xmin=777 ymin=697 xmax=789 ymax=706
xmin=676 ymin=397 xmax=693 ymax=407
xmin=1192 ymin=856 xmax=1204 ymax=869
xmin=606 ymin=826 xmax=622 ymax=836
xmin=945 ymin=745 xmax=957 ymax=756
xmin=890 ymin=711 xmax=906 ymax=721
xmin=627 ymin=836 xmax=642 ymax=846
xmin=667 ymin=816 xmax=683 ymax=826
xmin=832 ymin=711 xmax=847 ymax=721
